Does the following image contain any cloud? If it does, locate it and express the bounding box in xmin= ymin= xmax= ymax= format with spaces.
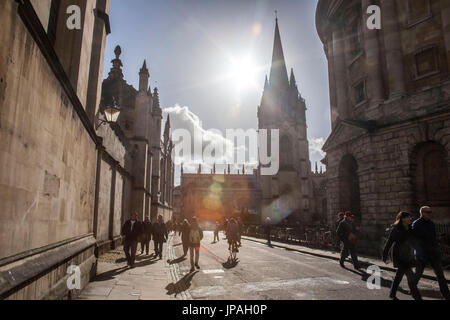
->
xmin=309 ymin=137 xmax=326 ymax=158
xmin=163 ymin=105 xmax=258 ymax=179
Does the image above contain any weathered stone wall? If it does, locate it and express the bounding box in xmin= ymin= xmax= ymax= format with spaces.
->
xmin=0 ymin=0 xmax=97 ymax=259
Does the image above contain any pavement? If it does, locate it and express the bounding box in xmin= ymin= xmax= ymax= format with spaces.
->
xmin=78 ymin=231 xmax=449 ymax=300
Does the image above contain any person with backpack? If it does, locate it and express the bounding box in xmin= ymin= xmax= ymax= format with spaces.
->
xmin=189 ymin=217 xmax=204 ymax=272
xmin=382 ymin=211 xmax=422 ymax=300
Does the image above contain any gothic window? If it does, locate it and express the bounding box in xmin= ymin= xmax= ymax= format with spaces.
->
xmin=414 ymin=142 xmax=450 ymax=204
xmin=353 ymin=80 xmax=366 ymax=105
xmin=280 ymin=135 xmax=293 ymax=168
xmin=414 ymin=46 xmax=440 ymax=79
xmin=407 ymin=0 xmax=431 ymax=26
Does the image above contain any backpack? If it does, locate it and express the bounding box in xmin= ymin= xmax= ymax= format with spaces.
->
xmin=190 ymin=228 xmax=202 ymax=244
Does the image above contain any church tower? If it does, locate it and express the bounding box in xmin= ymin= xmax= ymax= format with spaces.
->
xmin=258 ymin=17 xmax=313 ymax=224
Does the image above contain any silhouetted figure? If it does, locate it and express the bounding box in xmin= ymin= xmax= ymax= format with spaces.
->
xmin=121 ymin=212 xmax=143 ymax=268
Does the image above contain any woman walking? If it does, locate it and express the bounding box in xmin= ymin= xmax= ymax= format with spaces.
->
xmin=189 ymin=217 xmax=203 ymax=272
xmin=179 ymin=219 xmax=191 ymax=257
xmin=382 ymin=211 xmax=422 ymax=300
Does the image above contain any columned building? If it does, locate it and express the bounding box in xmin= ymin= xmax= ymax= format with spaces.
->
xmin=316 ymin=0 xmax=450 ymax=254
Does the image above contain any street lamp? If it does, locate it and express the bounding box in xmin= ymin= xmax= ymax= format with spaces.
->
xmin=96 ymin=97 xmax=121 ymax=129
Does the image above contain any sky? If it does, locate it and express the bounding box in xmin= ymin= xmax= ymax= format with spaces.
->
xmin=102 ymin=0 xmax=331 ymax=185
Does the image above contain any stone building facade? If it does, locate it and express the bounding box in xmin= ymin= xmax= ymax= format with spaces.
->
xmin=178 ymin=19 xmax=327 ymax=225
xmin=0 ymin=0 xmax=174 ymax=300
xmin=100 ymin=46 xmax=175 ymax=224
xmin=0 ymin=0 xmax=111 ymax=299
xmin=316 ymin=0 xmax=450 ymax=254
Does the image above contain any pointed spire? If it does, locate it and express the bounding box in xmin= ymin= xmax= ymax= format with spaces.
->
xmin=264 ymin=75 xmax=269 ymax=89
xmin=153 ymin=87 xmax=160 ymax=108
xmin=164 ymin=114 xmax=171 ymax=140
xmin=269 ymin=17 xmax=289 ymax=90
xmin=181 ymin=163 xmax=184 ymax=175
xmin=315 ymin=162 xmax=318 ymax=174
xmin=139 ymin=60 xmax=149 ymax=91
xmin=290 ymin=68 xmax=297 ymax=87
xmin=228 ymin=164 xmax=231 ymax=175
xmin=242 ymin=164 xmax=245 ymax=175
xmin=320 ymin=166 xmax=323 ymax=174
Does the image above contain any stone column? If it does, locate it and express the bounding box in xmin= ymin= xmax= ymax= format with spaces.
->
xmin=362 ymin=0 xmax=384 ymax=103
xmin=380 ymin=0 xmax=406 ymax=98
xmin=332 ymin=28 xmax=349 ymax=120
xmin=441 ymin=0 xmax=450 ymax=75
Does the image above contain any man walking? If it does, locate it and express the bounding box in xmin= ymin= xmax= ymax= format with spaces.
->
xmin=412 ymin=206 xmax=450 ymax=300
xmin=152 ymin=215 xmax=168 ymax=260
xmin=335 ymin=212 xmax=345 ymax=250
xmin=213 ymin=221 xmax=220 ymax=243
xmin=121 ymin=212 xmax=143 ymax=268
xmin=139 ymin=216 xmax=152 ymax=255
xmin=336 ymin=212 xmax=360 ymax=269
xmin=189 ymin=217 xmax=204 ymax=272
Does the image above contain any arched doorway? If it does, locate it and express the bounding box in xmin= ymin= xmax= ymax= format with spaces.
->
xmin=412 ymin=142 xmax=450 ymax=217
xmin=338 ymin=155 xmax=361 ymax=218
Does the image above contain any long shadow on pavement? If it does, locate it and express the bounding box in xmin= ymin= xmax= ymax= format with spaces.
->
xmin=167 ymin=256 xmax=187 ymax=265
xmin=92 ymin=266 xmax=129 ymax=282
xmin=165 ymin=271 xmax=198 ymax=298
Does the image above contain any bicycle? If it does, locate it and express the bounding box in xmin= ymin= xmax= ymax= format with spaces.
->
xmin=228 ymin=238 xmax=239 ymax=262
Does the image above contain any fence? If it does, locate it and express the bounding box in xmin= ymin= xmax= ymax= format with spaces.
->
xmin=243 ymin=225 xmax=339 ymax=252
xmin=244 ymin=223 xmax=450 ymax=268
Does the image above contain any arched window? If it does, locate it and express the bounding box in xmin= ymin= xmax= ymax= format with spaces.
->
xmin=414 ymin=142 xmax=450 ymax=204
xmin=280 ymin=135 xmax=293 ymax=169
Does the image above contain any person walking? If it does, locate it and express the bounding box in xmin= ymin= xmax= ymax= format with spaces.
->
xmin=336 ymin=212 xmax=360 ymax=269
xmin=189 ymin=217 xmax=203 ymax=272
xmin=265 ymin=217 xmax=272 ymax=246
xmin=227 ymin=218 xmax=240 ymax=252
xmin=213 ymin=221 xmax=220 ymax=243
xmin=179 ymin=219 xmax=191 ymax=257
xmin=237 ymin=218 xmax=243 ymax=247
xmin=121 ymin=212 xmax=143 ymax=268
xmin=412 ymin=206 xmax=450 ymax=300
xmin=140 ymin=216 xmax=152 ymax=256
xmin=335 ymin=212 xmax=345 ymax=250
xmin=152 ymin=215 xmax=168 ymax=260
xmin=382 ymin=211 xmax=422 ymax=300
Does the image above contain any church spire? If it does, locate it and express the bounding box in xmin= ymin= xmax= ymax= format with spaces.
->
xmin=164 ymin=114 xmax=171 ymax=142
xmin=108 ymin=45 xmax=124 ymax=79
xmin=290 ymin=68 xmax=297 ymax=88
xmin=139 ymin=60 xmax=149 ymax=92
xmin=269 ymin=17 xmax=289 ymax=90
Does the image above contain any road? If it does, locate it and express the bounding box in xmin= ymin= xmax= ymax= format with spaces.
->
xmin=171 ymin=231 xmax=443 ymax=300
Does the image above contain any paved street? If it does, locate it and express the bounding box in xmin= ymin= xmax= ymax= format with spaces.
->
xmin=80 ymin=231 xmax=446 ymax=300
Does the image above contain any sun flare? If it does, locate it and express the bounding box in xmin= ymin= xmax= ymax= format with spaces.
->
xmin=229 ymin=56 xmax=259 ymax=91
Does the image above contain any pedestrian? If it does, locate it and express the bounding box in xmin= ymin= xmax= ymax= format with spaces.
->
xmin=336 ymin=212 xmax=360 ymax=269
xmin=121 ymin=212 xmax=143 ymax=268
xmin=152 ymin=215 xmax=168 ymax=260
xmin=335 ymin=212 xmax=345 ymax=250
xmin=189 ymin=217 xmax=203 ymax=272
xmin=180 ymin=219 xmax=191 ymax=257
xmin=213 ymin=221 xmax=220 ymax=243
xmin=265 ymin=217 xmax=272 ymax=246
xmin=139 ymin=216 xmax=152 ymax=256
xmin=412 ymin=206 xmax=450 ymax=300
xmin=237 ymin=217 xmax=243 ymax=247
xmin=224 ymin=219 xmax=229 ymax=239
xmin=227 ymin=218 xmax=240 ymax=252
xmin=382 ymin=211 xmax=422 ymax=300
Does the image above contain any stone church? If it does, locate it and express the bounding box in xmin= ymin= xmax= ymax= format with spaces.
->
xmin=179 ymin=19 xmax=327 ymax=225
xmin=100 ymin=45 xmax=175 ymax=223
xmin=316 ymin=0 xmax=450 ymax=254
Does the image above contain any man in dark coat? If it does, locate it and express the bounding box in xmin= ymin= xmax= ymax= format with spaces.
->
xmin=335 ymin=212 xmax=345 ymax=250
xmin=139 ymin=216 xmax=152 ymax=256
xmin=412 ymin=206 xmax=450 ymax=300
xmin=121 ymin=212 xmax=143 ymax=268
xmin=336 ymin=213 xmax=360 ymax=269
xmin=153 ymin=215 xmax=168 ymax=259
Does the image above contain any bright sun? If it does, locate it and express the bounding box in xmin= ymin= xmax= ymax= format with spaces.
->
xmin=229 ymin=56 xmax=258 ymax=91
